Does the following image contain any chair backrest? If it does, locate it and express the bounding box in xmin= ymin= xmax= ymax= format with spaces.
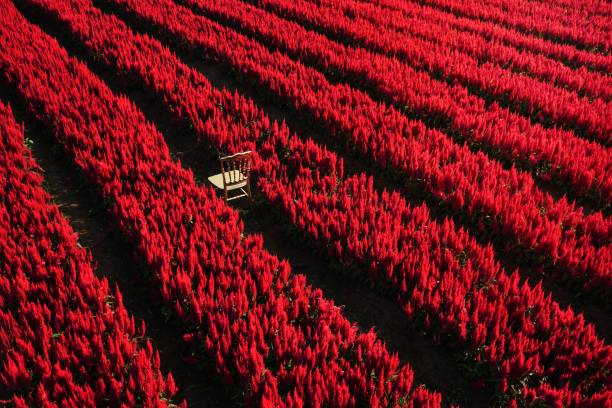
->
xmin=220 ymin=151 xmax=252 ymax=187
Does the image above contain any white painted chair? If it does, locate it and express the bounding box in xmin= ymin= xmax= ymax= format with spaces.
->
xmin=207 ymin=151 xmax=253 ymax=202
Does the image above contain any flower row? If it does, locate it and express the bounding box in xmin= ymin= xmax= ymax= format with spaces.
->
xmin=0 ymin=2 xmax=436 ymax=406
xmin=0 ymin=102 xmax=177 ymax=406
xmin=106 ymin=0 xmax=612 ymax=298
xmin=30 ymin=0 xmax=612 ymax=404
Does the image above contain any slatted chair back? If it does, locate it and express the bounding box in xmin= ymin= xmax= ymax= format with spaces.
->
xmin=220 ymin=151 xmax=252 ymax=187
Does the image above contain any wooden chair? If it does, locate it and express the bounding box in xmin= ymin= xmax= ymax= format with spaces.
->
xmin=207 ymin=151 xmax=253 ymax=202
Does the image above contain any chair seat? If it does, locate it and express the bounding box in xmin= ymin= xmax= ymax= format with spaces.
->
xmin=208 ymin=170 xmax=247 ymax=191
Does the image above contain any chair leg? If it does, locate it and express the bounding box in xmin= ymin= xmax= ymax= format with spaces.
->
xmin=247 ymin=180 xmax=253 ymax=201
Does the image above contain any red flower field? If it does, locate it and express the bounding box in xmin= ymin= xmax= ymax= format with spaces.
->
xmin=0 ymin=0 xmax=610 ymax=406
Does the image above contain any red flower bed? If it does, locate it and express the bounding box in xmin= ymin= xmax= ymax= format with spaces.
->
xmin=0 ymin=102 xmax=176 ymax=406
xmin=19 ymin=0 xmax=612 ymax=404
xmin=363 ymin=0 xmax=612 ymax=73
xmin=302 ymin=0 xmax=612 ymax=101
xmin=0 ymin=2 xmax=440 ymax=406
xmin=183 ymin=0 xmax=612 ymax=206
xmin=104 ymin=0 xmax=612 ymax=298
xmin=416 ymin=0 xmax=611 ymax=53
xmin=250 ymin=0 xmax=612 ymax=145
